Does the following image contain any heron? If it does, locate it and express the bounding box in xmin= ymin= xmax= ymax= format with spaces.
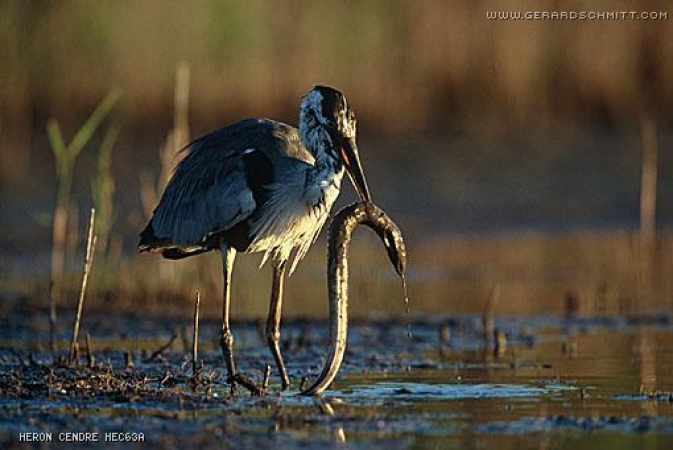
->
xmin=301 ymin=201 xmax=407 ymax=396
xmin=139 ymin=85 xmax=371 ymax=390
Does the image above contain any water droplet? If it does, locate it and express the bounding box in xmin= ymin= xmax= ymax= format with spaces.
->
xmin=401 ymin=276 xmax=412 ymax=339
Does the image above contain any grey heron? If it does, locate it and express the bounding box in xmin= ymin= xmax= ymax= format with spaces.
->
xmin=301 ymin=201 xmax=407 ymax=396
xmin=139 ymin=85 xmax=371 ymax=390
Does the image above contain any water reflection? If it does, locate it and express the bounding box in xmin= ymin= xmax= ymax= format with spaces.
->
xmin=336 ymin=381 xmax=573 ymax=400
xmin=316 ymin=315 xmax=673 ymax=445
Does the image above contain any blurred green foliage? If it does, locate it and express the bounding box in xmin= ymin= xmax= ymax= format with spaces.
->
xmin=2 ymin=1 xmax=673 ymax=318
xmin=91 ymin=123 xmax=120 ymax=255
xmin=1 ymin=0 xmax=670 ymax=140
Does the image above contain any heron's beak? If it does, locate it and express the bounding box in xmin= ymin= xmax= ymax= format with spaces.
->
xmin=339 ymin=137 xmax=371 ymax=202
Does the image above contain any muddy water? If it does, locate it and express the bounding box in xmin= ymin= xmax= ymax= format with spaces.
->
xmin=1 ymin=312 xmax=673 ymax=448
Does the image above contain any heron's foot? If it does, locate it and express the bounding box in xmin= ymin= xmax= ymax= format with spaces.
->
xmin=228 ymin=373 xmax=267 ymax=396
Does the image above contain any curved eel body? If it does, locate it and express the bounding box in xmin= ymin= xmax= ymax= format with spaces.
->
xmin=301 ymin=201 xmax=407 ymax=396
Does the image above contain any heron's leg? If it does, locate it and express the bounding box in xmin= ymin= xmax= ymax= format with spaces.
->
xmin=219 ymin=245 xmax=237 ymax=385
xmin=266 ymin=260 xmax=290 ymax=390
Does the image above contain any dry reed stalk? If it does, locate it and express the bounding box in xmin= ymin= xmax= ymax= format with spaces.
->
xmin=140 ymin=62 xmax=190 ymax=219
xmin=85 ymin=332 xmax=95 ymax=368
xmin=70 ymin=207 xmax=97 ymax=363
xmin=49 ymin=206 xmax=67 ymax=350
xmin=639 ymin=114 xmax=658 ymax=298
xmin=173 ymin=61 xmax=190 ymax=153
xmin=230 ymin=373 xmax=264 ymax=396
xmin=192 ymin=291 xmax=200 ymax=376
xmin=493 ymin=330 xmax=507 ymax=359
xmin=145 ymin=334 xmax=177 ymax=363
xmin=71 ymin=343 xmax=80 ymax=364
xmin=439 ymin=323 xmax=450 ymax=344
xmin=564 ymin=289 xmax=580 ymax=320
xmin=125 ymin=351 xmax=134 ymax=369
xmin=482 ymin=285 xmax=500 ymax=346
xmin=262 ymin=364 xmax=271 ymax=390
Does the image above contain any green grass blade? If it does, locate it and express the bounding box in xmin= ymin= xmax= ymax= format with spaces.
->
xmin=69 ymin=88 xmax=122 ymax=157
xmin=46 ymin=119 xmax=67 ymax=157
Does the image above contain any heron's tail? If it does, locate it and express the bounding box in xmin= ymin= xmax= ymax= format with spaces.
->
xmin=138 ymin=222 xmax=211 ymax=260
xmin=138 ymin=222 xmax=169 ymax=251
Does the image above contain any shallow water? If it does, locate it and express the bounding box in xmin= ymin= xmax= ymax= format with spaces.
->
xmin=1 ymin=312 xmax=673 ymax=448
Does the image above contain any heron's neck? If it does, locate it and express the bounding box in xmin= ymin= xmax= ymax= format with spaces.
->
xmin=301 ymin=126 xmax=342 ymax=178
xmin=299 ymin=107 xmax=342 ymax=167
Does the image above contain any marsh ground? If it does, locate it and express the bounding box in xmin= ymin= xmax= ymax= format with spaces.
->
xmin=2 ymin=308 xmax=673 ymax=448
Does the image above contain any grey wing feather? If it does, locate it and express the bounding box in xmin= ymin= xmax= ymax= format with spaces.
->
xmin=147 ymin=118 xmax=311 ymax=248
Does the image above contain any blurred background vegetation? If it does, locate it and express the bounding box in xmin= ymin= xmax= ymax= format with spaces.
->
xmin=1 ymin=0 xmax=672 ymax=321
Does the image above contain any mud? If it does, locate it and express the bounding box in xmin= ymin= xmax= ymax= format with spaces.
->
xmin=1 ymin=311 xmax=673 ymax=448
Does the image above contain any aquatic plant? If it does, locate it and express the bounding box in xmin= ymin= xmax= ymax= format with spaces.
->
xmin=46 ymin=89 xmax=120 ymax=348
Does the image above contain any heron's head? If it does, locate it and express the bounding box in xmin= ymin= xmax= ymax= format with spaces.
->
xmin=300 ymin=85 xmax=371 ymax=202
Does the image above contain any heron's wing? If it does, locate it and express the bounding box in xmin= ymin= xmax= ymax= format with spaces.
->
xmin=142 ymin=118 xmax=311 ymax=249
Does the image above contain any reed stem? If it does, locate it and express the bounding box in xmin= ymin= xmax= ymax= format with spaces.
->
xmin=69 ymin=208 xmax=97 ymax=363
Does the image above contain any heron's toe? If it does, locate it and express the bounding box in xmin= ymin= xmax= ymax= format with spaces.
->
xmin=229 ymin=373 xmax=267 ymax=396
